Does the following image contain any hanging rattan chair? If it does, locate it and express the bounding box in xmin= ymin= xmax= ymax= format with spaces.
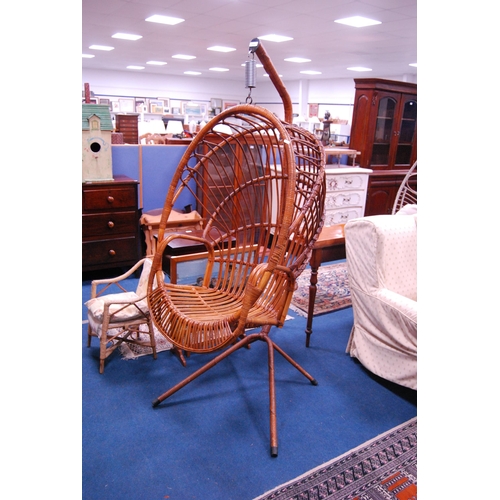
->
xmin=147 ymin=39 xmax=326 ymax=457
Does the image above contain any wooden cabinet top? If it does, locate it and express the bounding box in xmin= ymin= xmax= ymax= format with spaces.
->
xmin=82 ymin=175 xmax=139 ymax=187
xmin=354 ymin=78 xmax=416 ymax=94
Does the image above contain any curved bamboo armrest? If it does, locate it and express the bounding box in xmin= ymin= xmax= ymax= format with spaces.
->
xmin=90 ymin=258 xmax=150 ymax=299
xmin=153 ymin=232 xmax=216 ymax=287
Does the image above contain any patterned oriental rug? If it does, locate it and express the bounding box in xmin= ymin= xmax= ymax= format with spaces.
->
xmin=254 ymin=417 xmax=417 ymax=500
xmin=290 ymin=262 xmax=351 ymax=317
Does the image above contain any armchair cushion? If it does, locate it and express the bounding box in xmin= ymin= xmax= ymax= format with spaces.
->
xmin=86 ymin=292 xmax=148 ymax=323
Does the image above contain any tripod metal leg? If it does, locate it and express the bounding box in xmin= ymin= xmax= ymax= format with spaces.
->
xmin=272 ymin=342 xmax=318 ymax=386
xmin=152 ymin=334 xmax=255 ymax=407
xmin=152 ymin=329 xmax=317 ymax=458
xmin=264 ymin=336 xmax=278 ymax=457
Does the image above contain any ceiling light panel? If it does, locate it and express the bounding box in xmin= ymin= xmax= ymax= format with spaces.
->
xmin=172 ymin=54 xmax=196 ymax=60
xmin=284 ymin=57 xmax=311 ymax=63
xmin=145 ymin=15 xmax=185 ymax=25
xmin=147 ymin=61 xmax=167 ymax=65
xmin=347 ymin=66 xmax=373 ymax=72
xmin=258 ymin=34 xmax=293 ymax=42
xmin=184 ymin=71 xmax=202 ymax=75
xmin=127 ymin=66 xmax=145 ymax=70
xmin=209 ymin=67 xmax=230 ymax=72
xmin=112 ymin=33 xmax=142 ymax=41
xmin=334 ymin=16 xmax=381 ymax=28
xmin=82 ymin=54 xmax=95 ymax=58
xmin=207 ymin=46 xmax=236 ymax=52
xmin=89 ymin=45 xmax=114 ymax=51
xmin=300 ymin=70 xmax=322 ymax=75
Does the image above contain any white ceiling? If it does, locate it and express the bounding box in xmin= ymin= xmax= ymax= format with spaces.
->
xmin=82 ymin=0 xmax=416 ymax=82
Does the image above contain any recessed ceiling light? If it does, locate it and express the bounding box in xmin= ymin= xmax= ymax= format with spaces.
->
xmin=82 ymin=54 xmax=95 ymax=58
xmin=112 ymin=33 xmax=142 ymax=41
xmin=300 ymin=70 xmax=322 ymax=75
xmin=264 ymin=73 xmax=283 ymax=78
xmin=145 ymin=15 xmax=184 ymax=25
xmin=347 ymin=66 xmax=373 ymax=72
xmin=284 ymin=57 xmax=311 ymax=63
xmin=127 ymin=65 xmax=145 ymax=70
xmin=207 ymin=46 xmax=236 ymax=53
xmin=89 ymin=45 xmax=114 ymax=51
xmin=209 ymin=67 xmax=230 ymax=72
xmin=334 ymin=16 xmax=381 ymax=28
xmin=258 ymin=34 xmax=293 ymax=43
xmin=172 ymin=54 xmax=196 ymax=60
xmin=409 ymin=63 xmax=417 ymax=67
xmin=184 ymin=71 xmax=202 ymax=75
xmin=240 ymin=63 xmax=263 ymax=68
xmin=147 ymin=61 xmax=167 ymax=65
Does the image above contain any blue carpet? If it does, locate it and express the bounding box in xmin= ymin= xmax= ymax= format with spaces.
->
xmin=82 ymin=271 xmax=416 ymax=500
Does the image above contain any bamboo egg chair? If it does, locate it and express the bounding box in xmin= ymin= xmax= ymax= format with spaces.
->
xmin=147 ymin=39 xmax=326 ymax=457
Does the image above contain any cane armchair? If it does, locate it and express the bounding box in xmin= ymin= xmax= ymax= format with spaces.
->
xmin=86 ymin=258 xmax=158 ymax=374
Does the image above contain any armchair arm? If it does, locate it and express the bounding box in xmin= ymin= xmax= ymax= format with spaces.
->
xmin=349 ymin=284 xmax=417 ymax=353
xmin=374 ymin=287 xmax=417 ymax=328
xmin=91 ymin=258 xmax=150 ymax=299
xmin=153 ymin=232 xmax=216 ymax=287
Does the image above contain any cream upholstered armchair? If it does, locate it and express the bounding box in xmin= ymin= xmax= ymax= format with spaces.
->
xmin=344 ymin=214 xmax=417 ymax=390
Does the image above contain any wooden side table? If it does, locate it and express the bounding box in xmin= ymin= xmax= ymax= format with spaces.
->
xmin=140 ymin=209 xmax=203 ymax=256
xmin=323 ymin=147 xmax=360 ymax=166
xmin=305 ymin=224 xmax=346 ymax=347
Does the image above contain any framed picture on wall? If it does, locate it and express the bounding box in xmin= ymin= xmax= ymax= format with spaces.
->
xmin=308 ymin=103 xmax=319 ymax=118
xmin=181 ymin=101 xmax=208 ymax=116
xmin=119 ymin=98 xmax=135 ymax=112
xmin=158 ymin=98 xmax=170 ymax=114
xmin=211 ymin=98 xmax=222 ymax=108
xmin=135 ymin=98 xmax=147 ymax=113
xmin=149 ymin=99 xmax=164 ymax=114
xmin=223 ymin=100 xmax=239 ymax=111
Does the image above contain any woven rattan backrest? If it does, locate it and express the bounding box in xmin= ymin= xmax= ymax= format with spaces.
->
xmin=148 ymin=104 xmax=325 ymax=344
xmin=153 ymin=105 xmax=296 ymax=293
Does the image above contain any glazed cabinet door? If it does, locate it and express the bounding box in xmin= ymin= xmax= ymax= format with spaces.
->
xmin=393 ymin=94 xmax=417 ymax=168
xmin=370 ymin=92 xmax=399 ymax=168
xmin=370 ymin=92 xmax=417 ymax=169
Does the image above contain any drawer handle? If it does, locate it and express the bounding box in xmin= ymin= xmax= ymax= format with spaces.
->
xmin=107 ymin=196 xmax=115 ymax=203
xmin=107 ymin=221 xmax=115 ymax=228
xmin=108 ymin=249 xmax=116 ymax=256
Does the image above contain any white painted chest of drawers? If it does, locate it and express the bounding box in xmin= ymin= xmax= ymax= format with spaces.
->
xmin=324 ymin=167 xmax=373 ymax=226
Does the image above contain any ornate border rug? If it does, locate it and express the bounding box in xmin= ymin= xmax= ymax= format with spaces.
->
xmin=254 ymin=417 xmax=416 ymax=500
xmin=290 ymin=262 xmax=351 ymax=317
xmin=118 ymin=324 xmax=173 ymax=360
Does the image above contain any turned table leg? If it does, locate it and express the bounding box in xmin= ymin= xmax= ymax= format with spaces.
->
xmin=305 ymin=248 xmax=322 ymax=347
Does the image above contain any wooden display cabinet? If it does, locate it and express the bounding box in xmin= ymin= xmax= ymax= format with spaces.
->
xmin=349 ymin=78 xmax=417 ymax=215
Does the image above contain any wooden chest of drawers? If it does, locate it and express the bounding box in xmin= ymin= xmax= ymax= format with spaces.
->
xmin=324 ymin=167 xmax=372 ymax=226
xmin=115 ymin=114 xmax=139 ymax=144
xmin=82 ymin=175 xmax=141 ymax=272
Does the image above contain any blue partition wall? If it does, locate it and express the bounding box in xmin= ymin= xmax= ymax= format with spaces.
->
xmin=112 ymin=145 xmax=196 ymax=212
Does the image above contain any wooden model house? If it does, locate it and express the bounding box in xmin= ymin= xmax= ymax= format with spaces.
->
xmin=82 ymin=104 xmax=114 ymax=182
